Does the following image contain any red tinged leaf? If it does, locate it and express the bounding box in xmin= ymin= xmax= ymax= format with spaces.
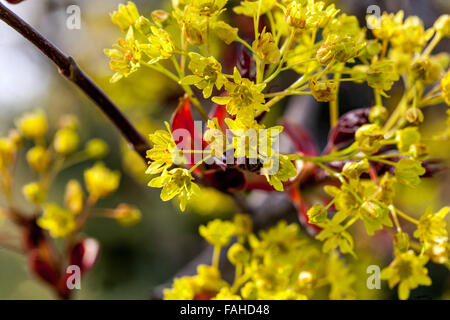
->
xmin=208 ymin=103 xmax=228 ymax=132
xmin=6 ymin=0 xmax=26 ymax=3
xmin=283 ymin=121 xmax=319 ymax=156
xmin=288 ymin=187 xmax=321 ymax=236
xmin=70 ymin=238 xmax=100 ymax=274
xmin=171 ymin=97 xmax=207 ymax=165
xmin=28 ymin=249 xmax=60 ymax=287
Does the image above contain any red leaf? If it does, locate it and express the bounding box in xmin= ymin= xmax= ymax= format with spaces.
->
xmin=171 ymin=97 xmax=206 ymax=165
xmin=288 ymin=187 xmax=321 ymax=236
xmin=6 ymin=0 xmax=26 ymax=3
xmin=208 ymin=103 xmax=228 ymax=132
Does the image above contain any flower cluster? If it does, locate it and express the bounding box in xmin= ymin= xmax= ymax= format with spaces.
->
xmin=105 ymin=1 xmax=450 ymax=300
xmin=164 ymin=218 xmax=359 ymax=300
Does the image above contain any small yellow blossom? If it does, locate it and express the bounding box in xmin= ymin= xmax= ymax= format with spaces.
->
xmin=53 ymin=128 xmax=79 ymax=155
xmin=26 ymin=146 xmax=51 ymax=173
xmin=114 ymin=203 xmax=142 ymax=226
xmin=199 ymin=219 xmax=235 ymax=247
xmin=37 ymin=204 xmax=76 ymax=238
xmin=22 ymin=182 xmax=46 ymax=205
xmin=64 ymin=180 xmax=84 ymax=214
xmin=105 ymin=28 xmax=141 ymax=83
xmin=84 ymin=162 xmax=121 ymax=201
xmin=111 ymin=1 xmax=140 ymax=32
xmin=148 ymin=168 xmax=200 ymax=211
xmin=381 ymin=250 xmax=431 ymax=300
xmin=85 ymin=139 xmax=109 ymax=159
xmin=16 ymin=110 xmax=48 ymax=139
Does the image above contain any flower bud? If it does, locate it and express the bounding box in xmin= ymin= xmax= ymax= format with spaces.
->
xmin=369 ymin=105 xmax=388 ymax=125
xmin=309 ymin=78 xmax=337 ymax=102
xmin=16 ymin=110 xmax=48 ymax=139
xmin=306 ymin=204 xmax=327 ymax=225
xmin=227 ymin=243 xmax=249 ymax=265
xmin=114 ymin=203 xmax=142 ymax=226
xmin=84 ymin=162 xmax=120 ymax=201
xmin=342 ymin=159 xmax=370 ymax=180
xmin=355 ymin=124 xmax=384 ymax=155
xmin=54 ymin=128 xmax=79 ymax=155
xmin=64 ymin=180 xmax=84 ymax=214
xmin=85 ymin=139 xmax=109 ymax=159
xmin=434 ymin=14 xmax=450 ymax=37
xmin=22 ymin=182 xmax=46 ymax=205
xmin=26 ymin=146 xmax=51 ymax=173
xmin=405 ymin=107 xmax=424 ymax=124
xmin=0 ymin=138 xmax=14 ymax=170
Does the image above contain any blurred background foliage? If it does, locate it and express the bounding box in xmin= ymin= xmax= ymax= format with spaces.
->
xmin=0 ymin=0 xmax=448 ymax=299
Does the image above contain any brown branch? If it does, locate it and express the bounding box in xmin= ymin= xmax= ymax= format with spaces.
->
xmin=0 ymin=3 xmax=149 ymax=160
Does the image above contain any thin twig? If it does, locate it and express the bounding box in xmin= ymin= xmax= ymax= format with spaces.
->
xmin=0 ymin=3 xmax=149 ymax=160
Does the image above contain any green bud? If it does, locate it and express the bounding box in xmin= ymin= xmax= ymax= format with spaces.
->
xmin=405 ymin=107 xmax=424 ymax=124
xmin=306 ymin=204 xmax=328 ymax=224
xmin=434 ymin=14 xmax=450 ymax=37
xmin=342 ymin=159 xmax=370 ymax=180
xmin=227 ymin=243 xmax=250 ymax=265
xmin=369 ymin=105 xmax=388 ymax=125
xmin=355 ymin=124 xmax=384 ymax=155
xmin=85 ymin=139 xmax=109 ymax=159
xmin=396 ymin=127 xmax=421 ymax=152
